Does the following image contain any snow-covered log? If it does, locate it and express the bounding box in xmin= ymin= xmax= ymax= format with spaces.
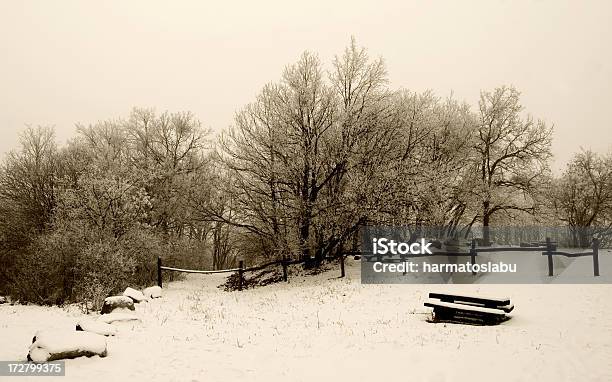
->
xmin=27 ymin=330 xmax=107 ymax=363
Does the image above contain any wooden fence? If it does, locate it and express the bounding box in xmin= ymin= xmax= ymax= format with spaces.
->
xmin=539 ymin=237 xmax=600 ymax=277
xmin=362 ymin=237 xmax=601 ymax=277
xmin=470 ymin=237 xmax=600 ymax=277
xmin=157 ymin=237 xmax=601 ymax=288
xmin=157 ymin=254 xmax=347 ymax=290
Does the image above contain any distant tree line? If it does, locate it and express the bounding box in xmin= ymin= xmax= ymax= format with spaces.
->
xmin=1 ymin=39 xmax=610 ymax=306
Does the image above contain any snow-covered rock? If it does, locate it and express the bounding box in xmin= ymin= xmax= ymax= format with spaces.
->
xmin=123 ymin=287 xmax=148 ymax=303
xmin=27 ymin=330 xmax=107 ymax=363
xmin=98 ymin=311 xmax=140 ymax=324
xmin=101 ymin=295 xmax=135 ymax=314
xmin=76 ymin=319 xmax=118 ymax=336
xmin=143 ymin=286 xmax=162 ymax=299
xmin=0 ymin=296 xmax=6 ymax=304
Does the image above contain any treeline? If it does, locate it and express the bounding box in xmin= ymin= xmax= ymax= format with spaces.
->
xmin=0 ymin=110 xmax=217 ymax=308
xmin=1 ymin=40 xmax=611 ymax=306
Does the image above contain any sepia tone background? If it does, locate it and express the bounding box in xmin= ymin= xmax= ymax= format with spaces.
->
xmin=1 ymin=0 xmax=611 ymax=172
xmin=1 ymin=3 xmax=612 ymax=380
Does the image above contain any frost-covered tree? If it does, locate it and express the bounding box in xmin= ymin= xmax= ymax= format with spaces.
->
xmin=473 ymin=86 xmax=552 ymax=244
xmin=0 ymin=126 xmax=58 ymax=237
xmin=0 ymin=126 xmax=59 ymax=295
xmin=552 ymin=150 xmax=612 ymax=247
xmin=125 ymin=108 xmax=210 ymax=236
xmin=219 ymin=39 xmax=395 ymax=261
xmin=377 ymin=91 xmax=477 ymax=235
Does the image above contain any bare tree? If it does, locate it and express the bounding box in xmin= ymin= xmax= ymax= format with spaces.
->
xmin=0 ymin=126 xmax=58 ymax=237
xmin=217 ymin=40 xmax=395 ymax=262
xmin=552 ymin=150 xmax=612 ymax=247
xmin=125 ymin=108 xmax=210 ymax=235
xmin=0 ymin=126 xmax=59 ymax=296
xmin=473 ymin=86 xmax=552 ymax=244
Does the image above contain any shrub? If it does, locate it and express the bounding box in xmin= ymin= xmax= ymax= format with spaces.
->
xmin=7 ymin=228 xmax=81 ymax=305
xmin=6 ymin=224 xmax=171 ymax=310
xmin=72 ymin=240 xmax=137 ymax=313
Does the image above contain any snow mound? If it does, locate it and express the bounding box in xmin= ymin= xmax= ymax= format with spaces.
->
xmin=101 ymin=295 xmax=135 ymax=314
xmin=104 ymin=295 xmax=133 ymax=305
xmin=143 ymin=286 xmax=162 ymax=299
xmin=27 ymin=330 xmax=107 ymax=363
xmin=98 ymin=312 xmax=140 ymax=324
xmin=76 ymin=319 xmax=118 ymax=336
xmin=123 ymin=287 xmax=148 ymax=303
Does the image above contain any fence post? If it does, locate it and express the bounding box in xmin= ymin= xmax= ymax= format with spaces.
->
xmin=238 ymin=260 xmax=244 ymax=291
xmin=593 ymin=238 xmax=600 ymax=277
xmin=546 ymin=237 xmax=554 ymax=277
xmin=157 ymin=257 xmax=162 ymax=288
xmin=340 ymin=254 xmax=345 ymax=278
xmin=470 ymin=239 xmax=477 ymax=275
xmin=282 ymin=256 xmax=288 ymax=282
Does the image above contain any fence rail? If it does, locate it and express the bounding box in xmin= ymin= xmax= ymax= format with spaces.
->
xmin=160 ymin=266 xmax=242 ymax=274
xmin=157 ymin=237 xmax=600 ymax=288
xmin=363 ymin=237 xmax=601 ymax=277
xmin=157 ymin=254 xmax=347 ymax=290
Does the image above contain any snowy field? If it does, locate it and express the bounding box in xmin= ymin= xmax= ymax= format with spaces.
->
xmin=2 ymin=257 xmax=612 ymax=382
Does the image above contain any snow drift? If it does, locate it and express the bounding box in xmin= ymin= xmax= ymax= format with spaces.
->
xmin=76 ymin=319 xmax=118 ymax=336
xmin=143 ymin=286 xmax=162 ymax=299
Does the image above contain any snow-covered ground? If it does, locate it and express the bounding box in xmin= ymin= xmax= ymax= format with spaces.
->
xmin=1 ymin=257 xmax=612 ymax=381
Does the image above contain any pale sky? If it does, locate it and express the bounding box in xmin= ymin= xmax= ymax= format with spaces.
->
xmin=1 ymin=0 xmax=611 ymax=172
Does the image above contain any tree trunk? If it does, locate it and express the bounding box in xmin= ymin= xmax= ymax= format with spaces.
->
xmin=299 ymin=213 xmax=311 ymax=260
xmin=482 ymin=201 xmax=491 ymax=246
xmin=578 ymin=226 xmax=590 ymax=248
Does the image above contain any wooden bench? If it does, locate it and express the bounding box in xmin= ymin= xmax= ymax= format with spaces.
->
xmin=425 ymin=293 xmax=513 ymax=325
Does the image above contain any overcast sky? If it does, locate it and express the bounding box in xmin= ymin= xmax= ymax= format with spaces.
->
xmin=1 ymin=0 xmax=610 ymax=172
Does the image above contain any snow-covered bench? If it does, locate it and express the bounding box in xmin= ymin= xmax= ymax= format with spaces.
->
xmin=425 ymin=293 xmax=513 ymax=325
